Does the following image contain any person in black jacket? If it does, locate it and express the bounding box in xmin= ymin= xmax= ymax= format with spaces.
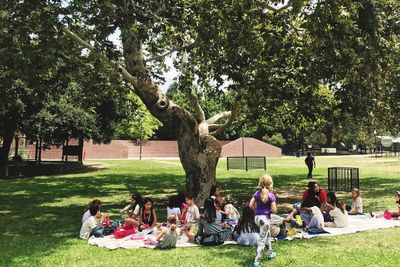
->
xmin=305 ymin=152 xmax=316 ymax=179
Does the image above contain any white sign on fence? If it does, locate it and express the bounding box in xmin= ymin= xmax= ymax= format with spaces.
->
xmin=321 ymin=148 xmax=337 ymax=154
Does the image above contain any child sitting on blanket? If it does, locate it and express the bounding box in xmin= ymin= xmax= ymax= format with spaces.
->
xmin=210 ymin=185 xmax=221 ymax=200
xmin=80 ymin=205 xmax=104 ymax=239
xmin=224 ymin=195 xmax=241 ymax=224
xmin=167 ymin=195 xmax=181 ymax=217
xmin=384 ymin=191 xmax=400 ymax=219
xmin=122 ymin=193 xmax=143 ymax=227
xmin=300 ymin=199 xmax=324 ymax=230
xmin=147 ymin=215 xmax=180 ymax=249
xmin=214 ymin=196 xmax=228 ymax=226
xmin=139 ymin=197 xmax=157 ymax=231
xmin=194 ymin=198 xmax=228 ymax=245
xmin=185 ymin=193 xmax=200 ymax=241
xmin=233 ymin=206 xmax=260 ymax=246
xmin=82 ymin=199 xmax=101 ymax=224
xmin=269 ymin=208 xmax=302 ymax=238
xmin=325 ymin=192 xmax=348 ymax=228
xmin=176 ymin=191 xmax=188 ymax=222
xmin=347 ymin=188 xmax=363 ymax=213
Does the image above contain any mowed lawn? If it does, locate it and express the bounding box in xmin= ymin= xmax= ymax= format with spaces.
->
xmin=1 ymin=156 xmax=400 ymax=267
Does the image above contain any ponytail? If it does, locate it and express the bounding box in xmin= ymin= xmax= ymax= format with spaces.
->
xmin=261 ymin=187 xmax=269 ymax=204
xmin=170 ymin=223 xmax=176 ymax=232
xmin=167 ymin=214 xmax=178 ymax=232
xmin=258 ymin=174 xmax=273 ymax=204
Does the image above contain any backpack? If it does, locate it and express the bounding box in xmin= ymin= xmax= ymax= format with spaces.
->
xmin=114 ymin=224 xmax=137 ymax=239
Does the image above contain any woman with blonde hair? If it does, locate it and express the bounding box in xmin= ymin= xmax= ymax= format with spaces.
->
xmin=249 ymin=174 xmax=277 ymax=267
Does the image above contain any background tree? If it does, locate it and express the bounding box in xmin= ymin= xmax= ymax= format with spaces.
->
xmin=57 ymin=0 xmax=400 ymax=204
xmin=0 ymin=1 xmax=134 ymax=162
xmin=0 ymin=0 xmax=61 ymax=162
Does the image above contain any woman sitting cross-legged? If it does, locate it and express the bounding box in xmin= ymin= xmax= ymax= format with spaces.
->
xmin=192 ymin=198 xmax=228 ymax=245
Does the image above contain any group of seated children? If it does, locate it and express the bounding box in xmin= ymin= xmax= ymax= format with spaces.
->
xmin=298 ymin=181 xmax=358 ymax=231
xmin=79 ymin=175 xmax=399 ymax=265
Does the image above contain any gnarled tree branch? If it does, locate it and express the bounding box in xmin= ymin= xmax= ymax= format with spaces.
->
xmin=208 ymin=124 xmax=223 ymax=130
xmin=209 ymin=108 xmax=238 ymax=136
xmin=146 ymin=41 xmax=198 ymax=62
xmin=206 ymin=111 xmax=232 ymax=125
xmin=187 ymin=91 xmax=206 ymax=123
xmin=61 ymin=27 xmax=138 ymax=87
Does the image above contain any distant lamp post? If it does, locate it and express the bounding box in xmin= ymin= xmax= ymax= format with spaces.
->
xmin=139 ymin=117 xmax=144 ymax=160
xmin=373 ymin=130 xmax=377 ymax=157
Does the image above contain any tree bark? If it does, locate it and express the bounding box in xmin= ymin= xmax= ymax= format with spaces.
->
xmin=325 ymin=124 xmax=334 ymax=147
xmin=119 ymin=23 xmax=220 ymax=206
xmin=0 ymin=126 xmax=15 ymax=164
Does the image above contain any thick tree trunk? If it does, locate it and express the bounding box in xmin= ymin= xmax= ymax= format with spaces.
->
xmin=178 ymin=131 xmax=222 ymax=206
xmin=0 ymin=127 xmax=15 ymax=164
xmin=325 ymin=125 xmax=333 ymax=147
xmin=119 ymin=23 xmax=220 ymax=205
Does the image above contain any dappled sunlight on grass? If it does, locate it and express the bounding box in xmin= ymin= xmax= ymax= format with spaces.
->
xmin=1 ymin=156 xmax=399 ymax=266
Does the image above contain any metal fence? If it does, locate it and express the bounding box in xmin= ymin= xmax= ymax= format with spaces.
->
xmin=328 ymin=167 xmax=359 ymax=192
xmin=227 ymin=156 xmax=266 ymax=171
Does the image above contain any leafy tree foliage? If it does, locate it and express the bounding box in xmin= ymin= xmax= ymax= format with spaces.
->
xmin=1 ymin=0 xmax=400 ymax=200
xmin=0 ymin=1 xmax=136 ymax=162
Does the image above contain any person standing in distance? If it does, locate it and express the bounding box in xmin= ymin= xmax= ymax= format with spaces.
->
xmin=305 ymin=152 xmax=316 ymax=179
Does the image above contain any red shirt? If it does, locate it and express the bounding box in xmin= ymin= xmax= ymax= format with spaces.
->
xmin=302 ymin=189 xmax=327 ymax=205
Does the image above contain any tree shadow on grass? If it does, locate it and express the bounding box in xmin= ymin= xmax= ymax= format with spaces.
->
xmin=1 ymin=164 xmax=399 ymax=266
xmin=0 ymin=170 xmax=187 ymax=266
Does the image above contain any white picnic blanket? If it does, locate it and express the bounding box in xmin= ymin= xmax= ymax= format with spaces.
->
xmin=281 ymin=213 xmax=400 ymax=240
xmin=88 ymin=215 xmax=400 ymax=249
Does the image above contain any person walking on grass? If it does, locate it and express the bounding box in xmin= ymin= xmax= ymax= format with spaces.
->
xmin=249 ymin=174 xmax=277 ymax=267
xmin=305 ymin=152 xmax=316 ymax=179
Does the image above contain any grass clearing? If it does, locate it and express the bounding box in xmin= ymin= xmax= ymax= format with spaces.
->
xmin=1 ymin=156 xmax=399 ymax=267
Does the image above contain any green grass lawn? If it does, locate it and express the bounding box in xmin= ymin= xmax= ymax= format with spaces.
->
xmin=1 ymin=156 xmax=400 ymax=267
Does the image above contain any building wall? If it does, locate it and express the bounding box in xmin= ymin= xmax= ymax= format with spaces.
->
xmin=220 ymin=137 xmax=281 ymax=158
xmin=23 ymin=138 xmax=281 ymax=160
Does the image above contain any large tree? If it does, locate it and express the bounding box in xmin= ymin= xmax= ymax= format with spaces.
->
xmin=0 ymin=1 xmax=134 ymax=163
xmin=56 ymin=0 xmax=400 ymax=204
xmin=0 ymin=0 xmax=61 ymax=162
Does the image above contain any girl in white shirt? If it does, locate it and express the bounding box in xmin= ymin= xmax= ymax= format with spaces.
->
xmin=122 ymin=193 xmax=143 ymax=227
xmin=351 ymin=188 xmax=363 ymax=213
xmin=325 ymin=192 xmax=348 ymax=228
xmin=167 ymin=195 xmax=181 ymax=217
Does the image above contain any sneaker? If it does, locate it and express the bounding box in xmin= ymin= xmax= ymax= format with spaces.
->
xmin=268 ymin=251 xmax=277 ymax=260
xmin=253 ymin=262 xmax=261 ymax=267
